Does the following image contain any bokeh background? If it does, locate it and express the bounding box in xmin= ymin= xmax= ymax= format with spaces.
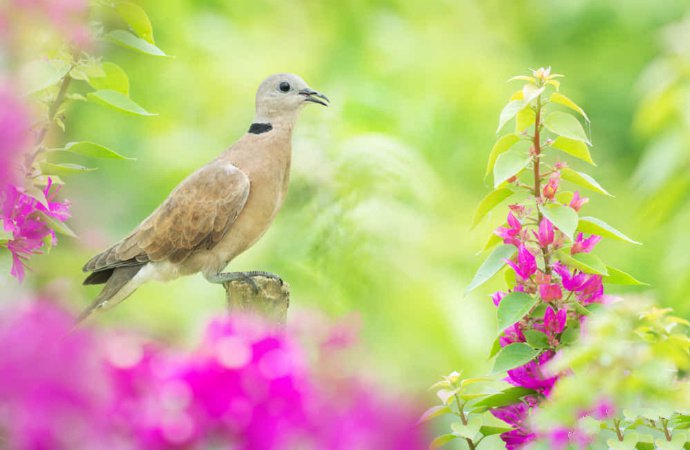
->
xmin=3 ymin=0 xmax=690 ymax=396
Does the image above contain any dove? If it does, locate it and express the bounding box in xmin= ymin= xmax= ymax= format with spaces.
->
xmin=77 ymin=73 xmax=328 ymax=323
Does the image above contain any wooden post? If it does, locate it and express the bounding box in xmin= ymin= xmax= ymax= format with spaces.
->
xmin=223 ymin=276 xmax=290 ymax=326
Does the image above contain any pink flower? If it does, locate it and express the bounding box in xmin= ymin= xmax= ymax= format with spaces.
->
xmin=506 ymin=351 xmax=557 ymax=395
xmin=591 ymin=398 xmax=616 ymax=420
xmin=569 ymin=191 xmax=589 ymax=212
xmin=505 ymin=245 xmax=537 ymax=280
xmin=571 ymin=233 xmax=601 ymax=255
xmin=492 ymin=291 xmax=507 ymax=306
xmin=539 ymin=282 xmax=562 ymax=301
xmin=533 ymin=218 xmax=554 ymax=247
xmin=0 ymin=88 xmax=31 ymax=191
xmin=552 ymin=262 xmax=587 ymax=292
xmin=500 ymin=323 xmax=525 ymax=347
xmin=13 ymin=0 xmax=90 ymax=45
xmin=495 ymin=212 xmax=523 ymax=246
xmin=1 ymin=179 xmax=71 ymax=281
xmin=535 ymin=307 xmax=567 ymax=342
xmin=491 ymin=402 xmax=537 ymax=450
xmin=577 ymin=274 xmax=604 ymax=304
xmin=542 ymin=172 xmax=560 ymax=200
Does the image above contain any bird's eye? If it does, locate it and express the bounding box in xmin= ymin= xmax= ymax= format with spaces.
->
xmin=279 ymin=81 xmax=291 ymax=93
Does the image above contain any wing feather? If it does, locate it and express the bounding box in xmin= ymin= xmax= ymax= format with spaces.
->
xmin=83 ymin=162 xmax=250 ymax=273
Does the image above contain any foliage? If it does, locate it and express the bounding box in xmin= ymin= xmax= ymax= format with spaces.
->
xmin=0 ymin=0 xmax=164 ymax=280
xmin=425 ymin=68 xmax=690 ymax=450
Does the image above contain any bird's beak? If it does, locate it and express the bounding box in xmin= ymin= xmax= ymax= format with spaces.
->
xmin=299 ymin=88 xmax=329 ymax=107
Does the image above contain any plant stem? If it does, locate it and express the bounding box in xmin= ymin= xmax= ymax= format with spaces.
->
xmin=613 ymin=418 xmax=624 ymax=441
xmin=453 ymin=394 xmax=477 ymax=450
xmin=661 ymin=417 xmax=672 ymax=441
xmin=532 ymin=95 xmax=551 ymax=275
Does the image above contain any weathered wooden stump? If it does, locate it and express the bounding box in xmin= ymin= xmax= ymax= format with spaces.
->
xmin=223 ymin=276 xmax=290 ymax=326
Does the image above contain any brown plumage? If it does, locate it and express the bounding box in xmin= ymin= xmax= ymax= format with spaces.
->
xmin=78 ymin=73 xmax=328 ymax=323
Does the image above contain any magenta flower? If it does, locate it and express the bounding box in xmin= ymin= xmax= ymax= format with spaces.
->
xmin=491 ymin=401 xmax=537 ymax=450
xmin=570 ymin=233 xmax=602 ymax=255
xmin=505 ymin=245 xmax=537 ymax=280
xmin=533 ymin=218 xmax=554 ymax=248
xmin=591 ymin=398 xmax=616 ymax=420
xmin=552 ymin=262 xmax=587 ymax=292
xmin=535 ymin=307 xmax=567 ymax=342
xmin=577 ymin=274 xmax=604 ymax=304
xmin=500 ymin=323 xmax=525 ymax=347
xmin=1 ymin=179 xmax=71 ymax=281
xmin=492 ymin=291 xmax=507 ymax=306
xmin=542 ymin=172 xmax=560 ymax=200
xmin=569 ymin=191 xmax=589 ymax=212
xmin=495 ymin=212 xmax=523 ymax=246
xmin=0 ymin=88 xmax=31 ymax=191
xmin=507 ymin=351 xmax=557 ymax=395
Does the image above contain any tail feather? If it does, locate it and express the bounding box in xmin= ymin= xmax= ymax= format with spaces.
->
xmin=75 ymin=265 xmax=144 ymax=325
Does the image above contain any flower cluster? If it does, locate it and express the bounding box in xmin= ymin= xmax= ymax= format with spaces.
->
xmin=0 ymin=300 xmax=424 ymax=450
xmin=1 ymin=179 xmax=71 ymax=281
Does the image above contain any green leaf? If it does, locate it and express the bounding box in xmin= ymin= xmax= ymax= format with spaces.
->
xmin=472 ymin=188 xmax=514 ymax=229
xmin=497 ymin=292 xmax=538 ymax=334
xmin=550 ymin=92 xmax=589 ymax=122
xmin=473 ymin=386 xmax=535 ymax=412
xmin=486 ymin=134 xmax=520 ymax=178
xmin=87 ymin=62 xmax=130 ymax=95
xmin=480 ymin=233 xmax=502 ymax=254
xmin=497 ymin=100 xmax=525 ymax=132
xmin=604 ymin=265 xmax=647 ymax=285
xmin=418 ymin=405 xmax=452 ymax=424
xmin=556 ymin=250 xmax=609 ymax=275
xmin=488 ymin=336 xmax=502 ymax=359
xmin=559 ymin=322 xmax=580 ymax=345
xmin=466 ymin=244 xmax=516 ymax=293
xmin=479 ymin=425 xmax=514 ymax=437
xmin=39 ymin=162 xmax=97 ymax=176
xmin=577 ymin=216 xmax=641 ymax=244
xmin=561 ymin=168 xmax=612 ymax=197
xmin=36 ymin=211 xmax=77 ymax=238
xmin=492 ymin=343 xmax=539 ymax=373
xmin=105 ymin=30 xmax=167 ymax=57
xmin=522 ymin=84 xmax=545 ymax=105
xmin=543 ymin=111 xmax=590 ymax=144
xmin=115 ymin=2 xmax=155 ymax=43
xmin=523 ymin=330 xmax=550 ymax=348
xmin=451 ymin=415 xmax=483 ymax=439
xmin=20 ymin=59 xmax=71 ymax=94
xmin=493 ymin=149 xmax=530 ymax=188
xmin=516 ymin=107 xmax=536 ymax=133
xmin=87 ymin=89 xmax=157 ymax=116
xmin=430 ymin=434 xmax=457 ymax=450
xmin=549 ymin=136 xmax=595 ymax=165
xmin=539 ymin=204 xmax=578 ymax=240
xmin=64 ymin=141 xmax=133 ymax=160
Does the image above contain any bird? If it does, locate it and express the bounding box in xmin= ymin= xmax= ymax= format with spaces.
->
xmin=77 ymin=73 xmax=329 ymax=323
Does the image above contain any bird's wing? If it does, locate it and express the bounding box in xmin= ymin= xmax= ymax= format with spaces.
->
xmin=83 ymin=162 xmax=250 ymax=272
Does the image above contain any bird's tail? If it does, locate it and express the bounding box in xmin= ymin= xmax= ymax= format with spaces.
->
xmin=75 ymin=265 xmax=143 ymax=326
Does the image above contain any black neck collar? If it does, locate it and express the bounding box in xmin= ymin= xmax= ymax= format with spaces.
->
xmin=248 ymin=122 xmax=273 ymax=134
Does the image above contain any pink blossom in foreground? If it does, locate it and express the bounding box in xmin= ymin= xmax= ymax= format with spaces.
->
xmin=1 ymin=178 xmax=71 ymax=281
xmin=495 ymin=212 xmax=523 ymax=246
xmin=552 ymin=262 xmax=587 ymax=292
xmin=500 ymin=323 xmax=525 ymax=347
xmin=0 ymin=88 xmax=31 ymax=191
xmin=505 ymin=245 xmax=537 ymax=280
xmin=570 ymin=233 xmax=602 ymax=255
xmin=0 ymin=300 xmax=425 ymax=450
xmin=569 ymin=191 xmax=589 ymax=212
xmin=492 ymin=291 xmax=507 ymax=306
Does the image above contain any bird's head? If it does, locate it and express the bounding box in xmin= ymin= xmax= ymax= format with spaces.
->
xmin=253 ymin=73 xmax=329 ymax=124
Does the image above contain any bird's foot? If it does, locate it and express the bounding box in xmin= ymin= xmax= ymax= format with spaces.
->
xmin=206 ymin=271 xmax=284 ymax=294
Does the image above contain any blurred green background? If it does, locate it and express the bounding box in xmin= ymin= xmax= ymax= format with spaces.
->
xmin=6 ymin=0 xmax=690 ymax=394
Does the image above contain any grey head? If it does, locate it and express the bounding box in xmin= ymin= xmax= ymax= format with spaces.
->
xmin=252 ymin=73 xmax=329 ymax=126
